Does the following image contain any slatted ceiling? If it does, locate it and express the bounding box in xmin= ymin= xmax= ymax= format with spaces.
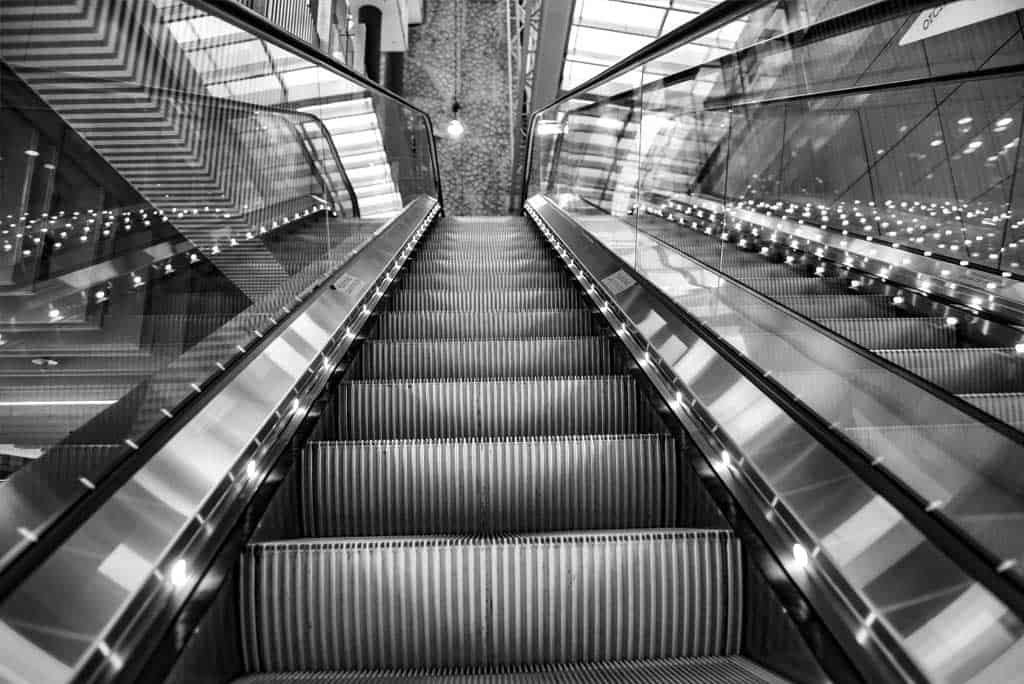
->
xmin=0 ymin=0 xmax=408 ymax=299
xmin=240 ymin=531 xmax=743 ymax=672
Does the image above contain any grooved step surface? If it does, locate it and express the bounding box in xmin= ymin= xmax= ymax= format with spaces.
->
xmin=334 ymin=376 xmax=659 ymax=439
xmin=829 ymin=318 xmax=955 ymax=349
xmin=875 ymin=348 xmax=1024 ymax=394
xmin=960 ymin=393 xmax=1024 ymax=427
xmin=403 ymin=271 xmax=573 ymax=290
xmin=373 ymin=310 xmax=598 ymax=340
xmin=233 ymin=656 xmax=790 ymax=683
xmin=406 ymin=257 xmax=564 ymax=274
xmin=352 ymin=337 xmax=621 ymax=379
xmin=240 ymin=530 xmax=743 ymax=672
xmin=300 ymin=435 xmax=679 ymax=536
xmin=388 ymin=288 xmax=586 ymax=312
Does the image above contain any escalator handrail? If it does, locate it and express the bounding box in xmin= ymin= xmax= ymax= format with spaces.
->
xmin=197 ymin=0 xmax=444 ymax=212
xmin=530 ymin=193 xmax=1024 ymax=626
xmin=633 ymin=199 xmax=1024 ymax=450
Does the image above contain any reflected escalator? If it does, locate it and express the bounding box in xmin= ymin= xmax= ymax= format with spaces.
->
xmin=639 ymin=215 xmax=1024 ymax=430
xmin=230 ymin=217 xmax=792 ymax=684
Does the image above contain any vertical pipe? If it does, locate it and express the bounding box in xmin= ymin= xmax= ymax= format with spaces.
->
xmin=505 ymin=0 xmax=516 ymax=205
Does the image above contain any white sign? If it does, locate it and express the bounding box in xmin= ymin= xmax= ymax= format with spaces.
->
xmin=899 ymin=0 xmax=1024 ymax=45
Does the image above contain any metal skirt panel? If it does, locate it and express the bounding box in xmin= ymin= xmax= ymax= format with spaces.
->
xmin=387 ymin=288 xmax=585 ymax=312
xmin=372 ymin=310 xmax=598 ymax=340
xmin=240 ymin=530 xmax=744 ymax=671
xmin=352 ymin=337 xmax=621 ymax=379
xmin=334 ymin=376 xmax=660 ymax=439
xmin=300 ymin=434 xmax=679 ymax=536
xmin=232 ymin=655 xmax=790 ymax=683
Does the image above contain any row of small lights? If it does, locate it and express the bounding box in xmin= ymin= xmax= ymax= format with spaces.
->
xmin=527 ymin=202 xmax=818 ymax=573
xmin=157 ymin=203 xmax=439 ymax=648
xmin=3 ymin=200 xmax=330 ymax=257
xmin=8 ymin=204 xmax=332 ymax=324
xmin=644 ymin=199 xmax=1024 ymax=354
xmin=527 ymin=202 xmax=919 ymax=658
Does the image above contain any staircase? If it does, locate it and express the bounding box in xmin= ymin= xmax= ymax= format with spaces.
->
xmin=231 ymin=217 xmax=792 ymax=683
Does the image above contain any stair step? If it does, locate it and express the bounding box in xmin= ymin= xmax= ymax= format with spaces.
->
xmin=875 ymin=348 xmax=1024 ymax=394
xmin=828 ymin=318 xmax=956 ymax=349
xmin=773 ymin=295 xmax=907 ymax=319
xmin=387 ymin=288 xmax=586 ymax=312
xmin=402 ymin=270 xmax=573 ymax=290
xmin=372 ymin=309 xmax=598 ymax=340
xmin=240 ymin=530 xmax=742 ymax=671
xmin=734 ymin=276 xmax=847 ymax=296
xmin=959 ymin=393 xmax=1024 ymax=427
xmin=351 ymin=337 xmax=621 ymax=379
xmin=232 ymin=656 xmax=787 ymax=683
xmin=300 ymin=434 xmax=680 ymax=536
xmin=406 ymin=257 xmax=563 ymax=274
xmin=333 ymin=376 xmax=661 ymax=439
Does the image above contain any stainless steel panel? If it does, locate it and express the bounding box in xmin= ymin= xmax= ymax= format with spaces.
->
xmin=0 ymin=197 xmax=440 ymax=683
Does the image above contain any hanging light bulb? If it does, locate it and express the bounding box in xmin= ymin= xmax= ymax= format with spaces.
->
xmin=447 ymin=100 xmax=464 ymax=139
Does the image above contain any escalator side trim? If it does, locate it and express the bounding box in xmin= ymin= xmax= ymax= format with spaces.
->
xmin=526 ymin=196 xmax=1024 ymax=682
xmin=0 ymin=198 xmax=440 ymax=684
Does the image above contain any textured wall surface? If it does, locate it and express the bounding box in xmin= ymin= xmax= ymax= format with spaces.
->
xmin=404 ymin=0 xmax=512 ymax=215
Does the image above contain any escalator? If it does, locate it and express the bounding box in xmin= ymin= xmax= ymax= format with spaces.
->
xmin=7 ymin=2 xmax=1024 ymax=683
xmin=228 ymin=216 xmax=791 ymax=684
xmin=637 ymin=214 xmax=1024 ymax=429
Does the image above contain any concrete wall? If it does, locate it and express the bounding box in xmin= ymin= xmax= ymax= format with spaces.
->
xmin=403 ymin=0 xmax=513 ymax=215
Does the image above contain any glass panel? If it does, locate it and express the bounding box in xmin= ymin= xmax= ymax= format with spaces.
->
xmin=528 ymin=0 xmax=1024 ymax=679
xmin=0 ymin=0 xmax=438 ymax=567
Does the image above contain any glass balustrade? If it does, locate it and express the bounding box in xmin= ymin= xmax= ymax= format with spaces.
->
xmin=0 ymin=0 xmax=439 ymax=572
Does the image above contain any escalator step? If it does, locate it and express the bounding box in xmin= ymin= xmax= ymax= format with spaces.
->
xmin=827 ymin=318 xmax=955 ymax=349
xmin=333 ymin=376 xmax=661 ymax=439
xmin=239 ymin=530 xmax=742 ymax=671
xmin=875 ymin=348 xmax=1024 ymax=394
xmin=352 ymin=337 xmax=620 ymax=379
xmin=300 ymin=434 xmax=679 ymax=536
xmin=387 ymin=288 xmax=586 ymax=312
xmin=372 ymin=309 xmax=598 ymax=340
xmin=735 ymin=276 xmax=848 ymax=296
xmin=402 ymin=270 xmax=573 ymax=290
xmin=232 ymin=656 xmax=789 ymax=683
xmin=419 ymin=244 xmax=549 ymax=258
xmin=959 ymin=393 xmax=1024 ymax=428
xmin=774 ymin=295 xmax=907 ymax=319
xmin=406 ymin=257 xmax=563 ymax=274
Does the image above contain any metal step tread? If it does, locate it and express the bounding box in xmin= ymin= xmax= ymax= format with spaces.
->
xmin=958 ymin=393 xmax=1024 ymax=428
xmin=875 ymin=347 xmax=1024 ymax=394
xmin=372 ymin=309 xmax=598 ymax=340
xmin=386 ymin=288 xmax=586 ymax=312
xmin=300 ymin=434 xmax=679 ymax=536
xmin=232 ymin=656 xmax=790 ymax=683
xmin=352 ymin=337 xmax=621 ymax=379
xmin=333 ymin=375 xmax=661 ymax=439
xmin=240 ymin=529 xmax=742 ymax=671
